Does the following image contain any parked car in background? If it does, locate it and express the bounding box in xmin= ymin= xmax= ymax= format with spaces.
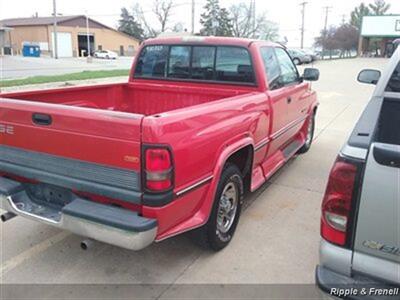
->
xmin=287 ymin=49 xmax=312 ymax=65
xmin=316 ymin=47 xmax=400 ymax=297
xmin=299 ymin=48 xmax=320 ymax=62
xmin=93 ymin=50 xmax=118 ymax=59
xmin=0 ymin=37 xmax=319 ymax=252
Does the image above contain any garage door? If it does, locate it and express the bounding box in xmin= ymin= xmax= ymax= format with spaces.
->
xmin=51 ymin=32 xmax=73 ymax=57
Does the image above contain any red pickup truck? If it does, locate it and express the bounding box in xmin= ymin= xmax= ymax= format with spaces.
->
xmin=0 ymin=37 xmax=319 ymax=251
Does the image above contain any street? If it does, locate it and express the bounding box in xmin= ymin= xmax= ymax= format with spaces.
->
xmin=0 ymin=56 xmax=133 ymax=79
xmin=0 ymin=58 xmax=385 ymax=287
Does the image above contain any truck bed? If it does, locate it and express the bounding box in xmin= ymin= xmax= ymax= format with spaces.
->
xmin=1 ymin=81 xmax=252 ymax=116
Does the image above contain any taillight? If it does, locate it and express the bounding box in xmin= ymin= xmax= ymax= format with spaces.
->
xmin=321 ymin=156 xmax=358 ymax=246
xmin=144 ymin=147 xmax=173 ymax=192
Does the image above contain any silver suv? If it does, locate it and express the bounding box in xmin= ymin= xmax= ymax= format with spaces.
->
xmin=316 ymin=49 xmax=400 ymax=297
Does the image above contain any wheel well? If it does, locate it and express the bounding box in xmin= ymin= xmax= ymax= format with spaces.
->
xmin=225 ymin=145 xmax=253 ymax=193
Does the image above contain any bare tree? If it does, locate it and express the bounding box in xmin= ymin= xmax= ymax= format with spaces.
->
xmin=132 ymin=0 xmax=174 ymax=38
xmin=153 ymin=0 xmax=173 ymax=33
xmin=229 ymin=2 xmax=278 ymax=40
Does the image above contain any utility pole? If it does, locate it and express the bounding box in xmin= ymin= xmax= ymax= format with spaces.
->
xmin=322 ymin=6 xmax=332 ymax=60
xmin=341 ymin=14 xmax=346 ymax=25
xmin=52 ymin=0 xmax=58 ymax=59
xmin=191 ymin=0 xmax=195 ymax=34
xmin=300 ymin=1 xmax=307 ymax=49
xmin=86 ymin=13 xmax=91 ymax=59
xmin=323 ymin=6 xmax=332 ymax=32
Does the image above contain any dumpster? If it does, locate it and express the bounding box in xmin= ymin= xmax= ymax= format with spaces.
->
xmin=22 ymin=43 xmax=40 ymax=57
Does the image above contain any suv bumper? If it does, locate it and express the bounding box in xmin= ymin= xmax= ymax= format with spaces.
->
xmin=316 ymin=265 xmax=399 ymax=300
xmin=0 ymin=176 xmax=157 ymax=251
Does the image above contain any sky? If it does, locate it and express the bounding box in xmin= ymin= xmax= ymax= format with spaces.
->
xmin=1 ymin=0 xmax=400 ymax=47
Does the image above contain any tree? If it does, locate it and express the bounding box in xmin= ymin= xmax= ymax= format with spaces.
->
xmin=229 ymin=2 xmax=278 ymax=40
xmin=369 ymin=0 xmax=391 ymax=15
xmin=199 ymin=0 xmax=233 ymax=36
xmin=334 ymin=24 xmax=359 ymax=57
xmin=315 ymin=27 xmax=338 ymax=59
xmin=350 ymin=3 xmax=370 ymax=30
xmin=118 ymin=7 xmax=144 ymax=41
xmin=132 ymin=0 xmax=175 ymax=38
xmin=153 ymin=0 xmax=173 ymax=33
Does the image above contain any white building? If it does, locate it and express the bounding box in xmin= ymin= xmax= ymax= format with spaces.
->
xmin=359 ymin=15 xmax=400 ymax=56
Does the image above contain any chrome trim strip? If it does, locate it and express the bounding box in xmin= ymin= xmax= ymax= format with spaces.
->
xmin=271 ymin=115 xmax=308 ymax=141
xmin=340 ymin=144 xmax=368 ymax=160
xmin=254 ymin=137 xmax=270 ymax=152
xmin=175 ymin=175 xmax=213 ymax=197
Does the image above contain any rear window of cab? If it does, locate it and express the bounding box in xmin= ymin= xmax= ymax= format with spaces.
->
xmin=134 ymin=45 xmax=255 ymax=84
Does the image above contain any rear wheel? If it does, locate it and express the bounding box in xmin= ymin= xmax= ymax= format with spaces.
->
xmin=293 ymin=58 xmax=301 ymax=65
xmin=298 ymin=113 xmax=315 ymax=154
xmin=192 ymin=164 xmax=243 ymax=251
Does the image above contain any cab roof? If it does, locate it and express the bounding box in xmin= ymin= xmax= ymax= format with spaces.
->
xmin=143 ymin=36 xmax=280 ymax=48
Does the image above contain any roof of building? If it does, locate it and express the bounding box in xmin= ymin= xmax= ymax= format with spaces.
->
xmin=0 ymin=16 xmax=80 ymax=27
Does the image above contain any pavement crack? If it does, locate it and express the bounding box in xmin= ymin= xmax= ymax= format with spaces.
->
xmin=314 ymin=104 xmax=352 ymax=141
xmin=155 ymin=251 xmax=203 ymax=299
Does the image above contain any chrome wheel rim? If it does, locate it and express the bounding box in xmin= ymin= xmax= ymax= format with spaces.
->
xmin=216 ymin=182 xmax=238 ymax=234
xmin=305 ymin=117 xmax=313 ymax=145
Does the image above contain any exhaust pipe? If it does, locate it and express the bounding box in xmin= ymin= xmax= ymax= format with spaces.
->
xmin=80 ymin=239 xmax=94 ymax=250
xmin=1 ymin=212 xmax=16 ymax=222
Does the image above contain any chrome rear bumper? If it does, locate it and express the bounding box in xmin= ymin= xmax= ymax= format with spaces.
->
xmin=0 ymin=177 xmax=157 ymax=251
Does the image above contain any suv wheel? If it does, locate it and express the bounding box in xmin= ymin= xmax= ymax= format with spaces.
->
xmin=193 ymin=164 xmax=243 ymax=251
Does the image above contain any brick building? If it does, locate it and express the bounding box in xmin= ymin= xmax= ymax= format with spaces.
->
xmin=0 ymin=15 xmax=140 ymax=57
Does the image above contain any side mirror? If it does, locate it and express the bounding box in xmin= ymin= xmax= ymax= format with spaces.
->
xmin=357 ymin=69 xmax=381 ymax=85
xmin=303 ymin=68 xmax=320 ymax=81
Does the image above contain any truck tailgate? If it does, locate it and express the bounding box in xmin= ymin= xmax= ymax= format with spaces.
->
xmin=0 ymin=98 xmax=143 ymax=203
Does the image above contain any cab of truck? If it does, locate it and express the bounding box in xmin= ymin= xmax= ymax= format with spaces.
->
xmin=316 ymin=48 xmax=400 ymax=296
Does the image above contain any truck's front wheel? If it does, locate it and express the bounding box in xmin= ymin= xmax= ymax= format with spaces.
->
xmin=193 ymin=164 xmax=243 ymax=251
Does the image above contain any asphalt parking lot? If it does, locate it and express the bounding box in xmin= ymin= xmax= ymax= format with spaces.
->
xmin=1 ymin=55 xmax=133 ymax=79
xmin=0 ymin=58 xmax=386 ymax=287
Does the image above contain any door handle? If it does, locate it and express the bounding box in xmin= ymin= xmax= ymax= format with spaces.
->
xmin=32 ymin=113 xmax=52 ymax=126
xmin=287 ymin=97 xmax=292 ymax=104
xmin=373 ymin=143 xmax=400 ymax=168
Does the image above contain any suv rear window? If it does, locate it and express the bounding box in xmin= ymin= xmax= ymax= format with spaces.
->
xmin=135 ymin=45 xmax=255 ymax=84
xmin=386 ymin=62 xmax=400 ymax=92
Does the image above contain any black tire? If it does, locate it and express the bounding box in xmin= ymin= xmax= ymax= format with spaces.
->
xmin=293 ymin=58 xmax=301 ymax=65
xmin=298 ymin=113 xmax=315 ymax=154
xmin=192 ymin=164 xmax=243 ymax=251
